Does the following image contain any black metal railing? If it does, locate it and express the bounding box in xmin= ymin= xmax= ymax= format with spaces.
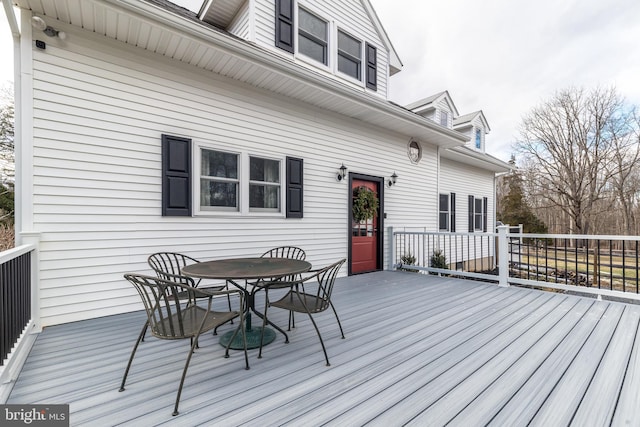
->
xmin=508 ymin=234 xmax=640 ymax=294
xmin=1 ymin=250 xmax=31 ymax=366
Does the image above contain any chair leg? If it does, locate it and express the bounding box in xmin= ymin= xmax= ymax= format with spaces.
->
xmin=258 ymin=289 xmax=269 ymax=359
xmin=173 ymin=330 xmax=202 ymax=416
xmin=119 ymin=321 xmax=148 ymax=392
xmin=305 ymin=310 xmax=330 ymax=366
xmin=227 ymin=281 xmax=234 ymax=324
xmin=296 ymin=295 xmax=331 ymax=366
xmin=329 ymin=301 xmax=345 ymax=339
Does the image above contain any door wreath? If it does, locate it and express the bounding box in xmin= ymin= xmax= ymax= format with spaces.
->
xmin=352 ymin=186 xmax=379 ymax=222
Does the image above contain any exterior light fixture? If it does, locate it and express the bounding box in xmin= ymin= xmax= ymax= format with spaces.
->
xmin=337 ymin=163 xmax=347 ymax=182
xmin=31 ymin=16 xmax=66 ymax=39
xmin=388 ymin=172 xmax=398 ymax=187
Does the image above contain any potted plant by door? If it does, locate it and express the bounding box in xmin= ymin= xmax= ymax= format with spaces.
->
xmin=352 ymin=186 xmax=379 ymax=223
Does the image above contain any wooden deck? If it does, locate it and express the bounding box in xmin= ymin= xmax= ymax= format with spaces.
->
xmin=7 ymin=271 xmax=640 ymax=426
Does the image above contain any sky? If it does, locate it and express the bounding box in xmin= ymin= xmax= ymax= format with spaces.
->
xmin=2 ymin=0 xmax=640 ymax=161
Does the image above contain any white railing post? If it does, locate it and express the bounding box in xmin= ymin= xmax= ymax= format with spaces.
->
xmin=497 ymin=225 xmax=509 ymax=287
xmin=388 ymin=226 xmax=395 ymax=270
xmin=20 ymin=232 xmax=41 ymax=333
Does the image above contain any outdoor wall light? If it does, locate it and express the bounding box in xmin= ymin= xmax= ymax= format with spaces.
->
xmin=336 ymin=163 xmax=347 ymax=182
xmin=388 ymin=172 xmax=398 ymax=187
xmin=31 ymin=16 xmax=67 ymax=40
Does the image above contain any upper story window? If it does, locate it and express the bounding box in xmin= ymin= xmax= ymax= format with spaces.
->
xmin=298 ymin=8 xmax=328 ymax=65
xmin=475 ymin=128 xmax=482 ymax=149
xmin=440 ymin=111 xmax=448 ymax=127
xmin=274 ymin=1 xmax=377 ymax=92
xmin=337 ymin=30 xmax=362 ymax=80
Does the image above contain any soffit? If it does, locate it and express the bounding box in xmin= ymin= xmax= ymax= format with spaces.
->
xmin=13 ymin=0 xmax=468 ymax=148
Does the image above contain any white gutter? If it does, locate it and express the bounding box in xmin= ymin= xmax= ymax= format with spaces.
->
xmin=2 ymin=0 xmax=19 ymax=36
xmin=106 ymin=0 xmax=467 ymax=146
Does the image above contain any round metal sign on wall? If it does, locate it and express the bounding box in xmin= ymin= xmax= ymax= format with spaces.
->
xmin=407 ymin=139 xmax=422 ymax=164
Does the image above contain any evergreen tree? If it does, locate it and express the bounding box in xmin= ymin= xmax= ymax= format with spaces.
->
xmin=498 ymin=168 xmax=548 ymax=234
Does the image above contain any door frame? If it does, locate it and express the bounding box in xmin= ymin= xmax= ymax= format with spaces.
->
xmin=348 ymin=173 xmax=385 ymax=275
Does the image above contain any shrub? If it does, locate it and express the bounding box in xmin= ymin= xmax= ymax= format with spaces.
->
xmin=430 ymin=249 xmax=447 ymax=273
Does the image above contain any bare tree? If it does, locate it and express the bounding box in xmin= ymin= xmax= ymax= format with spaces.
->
xmin=516 ymin=87 xmax=638 ymax=235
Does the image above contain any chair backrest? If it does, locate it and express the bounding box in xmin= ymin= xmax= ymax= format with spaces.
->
xmin=261 ymin=246 xmax=306 ymax=260
xmin=124 ymin=273 xmax=200 ymax=339
xmin=148 ymin=252 xmax=200 ymax=285
xmin=305 ymin=259 xmax=345 ymax=312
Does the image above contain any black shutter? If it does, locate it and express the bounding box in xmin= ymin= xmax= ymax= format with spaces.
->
xmin=483 ymin=197 xmax=488 ymax=232
xmin=286 ymin=157 xmax=303 ymax=218
xmin=161 ymin=134 xmax=191 ymax=217
xmin=275 ymin=0 xmax=294 ymax=53
xmin=450 ymin=193 xmax=456 ymax=232
xmin=468 ymin=195 xmax=474 ymax=232
xmin=365 ymin=43 xmax=377 ymax=91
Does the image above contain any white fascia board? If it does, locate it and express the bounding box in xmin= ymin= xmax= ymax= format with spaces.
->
xmin=442 ymin=146 xmax=512 ymax=173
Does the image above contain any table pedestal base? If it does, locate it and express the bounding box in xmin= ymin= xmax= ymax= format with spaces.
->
xmin=220 ymin=327 xmax=276 ymax=350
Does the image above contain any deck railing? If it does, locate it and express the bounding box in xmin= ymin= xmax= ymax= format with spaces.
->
xmin=0 ymin=243 xmax=37 ymax=401
xmin=391 ymin=226 xmax=640 ymax=302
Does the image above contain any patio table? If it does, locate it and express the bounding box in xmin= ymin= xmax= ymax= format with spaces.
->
xmin=181 ymin=257 xmax=311 ymax=350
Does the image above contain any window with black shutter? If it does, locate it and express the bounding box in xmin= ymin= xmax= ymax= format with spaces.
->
xmin=275 ymin=0 xmax=294 ymax=53
xmin=286 ymin=157 xmax=303 ymax=218
xmin=162 ymin=134 xmax=192 ymax=217
xmin=365 ymin=43 xmax=377 ymax=91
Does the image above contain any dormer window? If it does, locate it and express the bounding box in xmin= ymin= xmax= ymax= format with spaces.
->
xmin=298 ymin=8 xmax=328 ymax=65
xmin=440 ymin=111 xmax=448 ymax=127
xmin=337 ymin=30 xmax=362 ymax=80
xmin=475 ymin=128 xmax=482 ymax=149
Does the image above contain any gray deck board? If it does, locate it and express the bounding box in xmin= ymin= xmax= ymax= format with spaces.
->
xmin=7 ymin=271 xmax=640 ymax=426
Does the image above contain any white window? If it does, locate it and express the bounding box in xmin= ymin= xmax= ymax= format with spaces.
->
xmin=298 ymin=7 xmax=328 ymax=65
xmin=337 ymin=29 xmax=361 ymax=80
xmin=249 ymin=156 xmax=281 ymax=212
xmin=439 ymin=194 xmax=449 ymax=231
xmin=200 ymin=149 xmax=239 ymax=211
xmin=474 ymin=198 xmax=483 ymax=230
xmin=198 ymin=147 xmax=283 ymax=215
xmin=440 ymin=111 xmax=448 ymax=127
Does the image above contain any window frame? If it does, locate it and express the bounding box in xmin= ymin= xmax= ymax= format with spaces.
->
xmin=249 ymin=155 xmax=283 ymax=213
xmin=194 ymin=143 xmax=285 ymax=217
xmin=439 ymin=193 xmax=450 ymax=231
xmin=440 ymin=111 xmax=449 ymax=127
xmin=475 ymin=128 xmax=482 ymax=149
xmin=336 ymin=28 xmax=362 ymax=82
xmin=296 ymin=6 xmax=329 ymax=67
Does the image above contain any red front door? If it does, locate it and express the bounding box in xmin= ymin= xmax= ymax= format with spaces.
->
xmin=351 ymin=178 xmax=380 ymax=274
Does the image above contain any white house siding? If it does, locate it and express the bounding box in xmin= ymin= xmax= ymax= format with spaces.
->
xmin=227 ymin=1 xmax=251 ymax=40
xmin=29 ymin=25 xmax=437 ymax=326
xmin=439 ymin=158 xmax=495 ymax=269
xmin=254 ymin=0 xmax=389 ymax=98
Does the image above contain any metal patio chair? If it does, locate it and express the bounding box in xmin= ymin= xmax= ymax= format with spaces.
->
xmin=258 ymin=258 xmax=346 ymax=365
xmin=251 ymin=246 xmax=307 ymax=350
xmin=119 ymin=273 xmax=249 ymax=416
xmin=148 ymin=252 xmax=234 ymax=312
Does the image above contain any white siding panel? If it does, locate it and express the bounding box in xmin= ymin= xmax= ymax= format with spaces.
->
xmin=440 ymin=158 xmax=495 ymax=233
xmin=227 ymin=1 xmax=251 ymax=40
xmin=29 ymin=29 xmax=438 ymax=326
